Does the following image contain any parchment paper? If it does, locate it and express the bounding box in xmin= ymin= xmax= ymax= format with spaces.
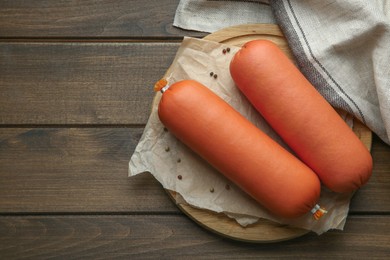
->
xmin=129 ymin=37 xmax=355 ymax=235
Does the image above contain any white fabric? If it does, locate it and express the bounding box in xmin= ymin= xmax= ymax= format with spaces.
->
xmin=173 ymin=0 xmax=276 ymax=32
xmin=174 ymin=0 xmax=390 ymax=145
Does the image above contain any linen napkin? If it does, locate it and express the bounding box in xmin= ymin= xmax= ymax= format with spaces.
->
xmin=174 ymin=0 xmax=390 ymax=145
xmin=173 ymin=0 xmax=276 ymax=32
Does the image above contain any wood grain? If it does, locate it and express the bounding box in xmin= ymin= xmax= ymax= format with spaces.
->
xmin=0 ymin=0 xmax=205 ymax=38
xmin=0 ymin=128 xmax=389 ymax=214
xmin=173 ymin=202 xmax=309 ymax=243
xmin=0 ymin=128 xmax=177 ymax=213
xmin=0 ymin=215 xmax=389 ymax=259
xmin=0 ymin=42 xmax=178 ymax=125
xmin=350 ymin=134 xmax=390 ymax=211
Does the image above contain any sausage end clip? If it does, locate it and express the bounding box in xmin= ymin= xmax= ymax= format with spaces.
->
xmin=154 ymin=78 xmax=170 ymax=93
xmin=311 ymin=204 xmax=327 ymax=220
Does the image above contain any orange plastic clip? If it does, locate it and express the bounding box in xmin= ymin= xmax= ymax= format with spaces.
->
xmin=154 ymin=78 xmax=168 ymax=92
xmin=311 ymin=204 xmax=327 ymax=220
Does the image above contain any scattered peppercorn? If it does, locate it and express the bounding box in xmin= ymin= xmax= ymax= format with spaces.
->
xmin=227 ymin=47 xmax=231 ymax=53
xmin=177 ymin=158 xmax=181 ymax=163
xmin=222 ymin=49 xmax=227 ymax=54
xmin=165 ymin=146 xmax=170 ymax=152
xmin=210 ymin=72 xmax=214 ymax=77
xmin=210 ymin=187 xmax=214 ymax=193
xmin=178 ymin=175 xmax=182 ymax=180
xmin=213 ymin=74 xmax=218 ymax=79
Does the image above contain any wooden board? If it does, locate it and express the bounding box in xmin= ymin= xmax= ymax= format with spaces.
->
xmin=0 ymin=0 xmax=199 ymax=38
xmin=0 ymin=42 xmax=179 ymax=125
xmin=156 ymin=24 xmax=372 ymax=243
xmin=0 ymin=128 xmax=178 ymax=213
xmin=1 ymin=215 xmax=390 ymax=258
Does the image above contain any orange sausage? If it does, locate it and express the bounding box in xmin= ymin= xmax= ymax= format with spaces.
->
xmin=157 ymin=79 xmax=321 ymax=218
xmin=230 ymin=40 xmax=373 ymax=193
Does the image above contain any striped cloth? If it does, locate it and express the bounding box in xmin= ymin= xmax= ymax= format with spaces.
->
xmin=174 ymin=0 xmax=390 ymax=145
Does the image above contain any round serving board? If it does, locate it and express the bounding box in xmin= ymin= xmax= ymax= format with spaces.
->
xmin=155 ymin=24 xmax=372 ymax=243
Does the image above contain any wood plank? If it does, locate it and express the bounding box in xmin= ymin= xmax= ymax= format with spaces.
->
xmin=350 ymin=134 xmax=390 ymax=211
xmin=0 ymin=215 xmax=389 ymax=258
xmin=0 ymin=128 xmax=177 ymax=213
xmin=1 ymin=128 xmax=389 ymax=213
xmin=0 ymin=42 xmax=178 ymax=125
xmin=0 ymin=0 xmax=205 ymax=38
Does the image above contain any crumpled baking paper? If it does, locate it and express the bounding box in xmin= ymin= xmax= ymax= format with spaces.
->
xmin=129 ymin=37 xmax=355 ymax=235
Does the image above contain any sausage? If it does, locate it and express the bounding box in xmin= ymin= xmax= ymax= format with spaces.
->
xmin=156 ymin=79 xmax=321 ymax=218
xmin=229 ymin=39 xmax=373 ymax=193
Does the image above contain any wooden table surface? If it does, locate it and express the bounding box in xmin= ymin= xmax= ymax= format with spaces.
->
xmin=1 ymin=1 xmax=389 ymax=258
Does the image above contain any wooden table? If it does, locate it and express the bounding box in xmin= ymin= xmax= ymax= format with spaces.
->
xmin=1 ymin=1 xmax=389 ymax=258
